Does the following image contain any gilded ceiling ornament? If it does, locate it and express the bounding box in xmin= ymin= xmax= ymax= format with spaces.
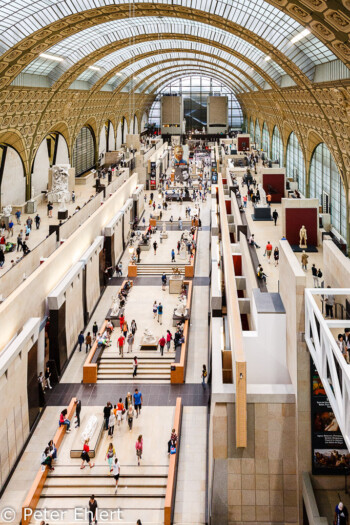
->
xmin=310 ymin=21 xmax=334 ymax=40
xmin=324 ymin=10 xmax=350 ymax=31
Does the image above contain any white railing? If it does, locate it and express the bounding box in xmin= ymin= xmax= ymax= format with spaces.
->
xmin=305 ymin=288 xmax=350 ymax=450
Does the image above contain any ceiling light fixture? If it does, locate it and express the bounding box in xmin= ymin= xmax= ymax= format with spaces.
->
xmin=39 ymin=53 xmax=64 ymax=62
xmin=291 ymin=28 xmax=310 ymax=44
xmin=264 ymin=56 xmax=271 ymax=62
xmin=88 ymin=66 xmax=100 ymax=71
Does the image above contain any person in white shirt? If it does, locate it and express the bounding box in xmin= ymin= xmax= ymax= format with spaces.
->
xmin=112 ymin=458 xmax=120 ymax=493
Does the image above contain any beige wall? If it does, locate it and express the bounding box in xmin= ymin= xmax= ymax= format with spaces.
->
xmin=208 ymin=96 xmax=228 ymax=125
xmin=0 ymin=233 xmax=57 ymax=300
xmin=86 ymin=250 xmax=101 ymax=316
xmin=65 ymin=270 xmax=84 ymax=353
xmin=161 ymin=96 xmax=181 ymax=125
xmin=0 ymin=174 xmax=138 ymax=354
xmin=323 ymin=239 xmax=350 ymax=289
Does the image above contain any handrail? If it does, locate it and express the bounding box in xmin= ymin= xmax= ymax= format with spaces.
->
xmin=218 ymin=173 xmax=247 ymax=448
xmin=164 ymin=397 xmax=183 ymax=525
xmin=21 ymin=397 xmax=76 ymax=525
xmin=170 ymin=280 xmax=193 ymax=384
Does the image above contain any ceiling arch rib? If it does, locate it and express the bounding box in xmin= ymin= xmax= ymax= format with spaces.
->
xmin=135 ymin=67 xmax=245 ymax=97
xmin=0 ymin=2 xmax=338 ymax=82
xmin=81 ymin=45 xmax=274 ymax=98
xmin=100 ymin=54 xmax=258 ymax=94
xmin=115 ymin=62 xmax=248 ymax=97
xmin=1 ymin=5 xmax=341 ymax=91
xmin=20 ymin=18 xmax=285 ymax=88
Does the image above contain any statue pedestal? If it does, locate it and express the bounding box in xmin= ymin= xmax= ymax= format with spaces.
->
xmin=169 ymin=276 xmax=184 ymax=294
xmin=173 ymin=309 xmax=190 ymax=327
xmin=160 ymin=232 xmax=168 ymax=239
xmin=140 ymin=241 xmax=150 ymax=251
xmin=253 ymin=205 xmax=272 ymax=221
xmin=140 ymin=337 xmax=158 ymax=350
xmin=0 ymin=215 xmax=11 ymax=228
xmin=58 ymin=209 xmax=68 ymax=220
xmin=26 ymin=200 xmax=37 ymax=214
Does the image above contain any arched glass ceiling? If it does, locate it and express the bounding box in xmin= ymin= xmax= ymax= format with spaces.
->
xmin=76 ymin=43 xmax=265 ymax=91
xmin=139 ymin=67 xmax=245 ymax=95
xmin=99 ymin=52 xmax=262 ymax=93
xmin=21 ymin=18 xmax=285 ymax=85
xmin=0 ymin=1 xmax=336 ymax=75
xmin=114 ymin=62 xmax=249 ymax=95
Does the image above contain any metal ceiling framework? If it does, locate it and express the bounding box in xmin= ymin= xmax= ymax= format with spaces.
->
xmin=1 ymin=1 xmax=348 ymax=97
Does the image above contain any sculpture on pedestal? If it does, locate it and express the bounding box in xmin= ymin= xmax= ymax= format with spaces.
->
xmin=299 ymin=225 xmax=308 ymax=249
xmin=143 ymin=328 xmax=156 ymax=344
xmin=48 ymin=165 xmax=70 ymax=204
xmin=175 ymin=296 xmax=187 ymax=317
xmin=81 ymin=415 xmax=98 ymax=443
xmin=2 ymin=205 xmax=12 ymax=217
xmin=180 ymin=242 xmax=187 ymax=260
xmin=111 ymin=295 xmax=120 ymax=316
xmin=162 ymin=222 xmax=167 ymax=234
xmin=257 ymin=183 xmax=267 ymax=206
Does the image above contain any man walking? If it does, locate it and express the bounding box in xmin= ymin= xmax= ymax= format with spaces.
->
xmin=325 ymin=286 xmax=335 ymax=318
xmin=157 ymin=302 xmax=163 ymax=324
xmin=136 ymin=245 xmax=141 ymax=263
xmin=134 ymin=388 xmax=143 ymax=418
xmin=159 ymin=335 xmax=166 ymax=356
xmin=35 ymin=213 xmax=41 ymax=229
xmin=153 ymin=240 xmax=158 ymax=255
xmin=272 ymin=209 xmax=278 ymax=226
xmin=88 ymin=495 xmax=98 ymax=525
xmin=113 ymin=458 xmax=120 ymax=494
xmin=92 ymin=321 xmax=98 ymax=340
xmin=311 ymin=264 xmax=318 ymax=287
xmin=103 ymin=402 xmax=111 ymax=431
xmin=171 ymin=249 xmax=175 ymax=262
xmin=161 ymin=273 xmax=167 ymax=290
xmin=75 ymin=399 xmax=81 ymax=428
xmin=118 ymin=334 xmax=125 ymax=357
xmin=78 ymin=331 xmax=84 ymax=352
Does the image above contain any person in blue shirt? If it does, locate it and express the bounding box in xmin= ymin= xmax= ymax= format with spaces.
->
xmin=157 ymin=303 xmax=163 ymax=325
xmin=161 ymin=273 xmax=167 ymax=291
xmin=78 ymin=331 xmax=84 ymax=352
xmin=133 ymin=388 xmax=143 ymax=418
xmin=335 ymin=502 xmax=348 ymax=525
xmin=171 ymin=249 xmax=175 ymax=262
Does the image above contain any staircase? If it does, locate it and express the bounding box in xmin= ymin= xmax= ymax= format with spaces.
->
xmin=136 ymin=263 xmax=186 ymax=275
xmin=36 ymin=464 xmax=168 ymax=524
xmin=97 ymin=354 xmax=175 ymax=383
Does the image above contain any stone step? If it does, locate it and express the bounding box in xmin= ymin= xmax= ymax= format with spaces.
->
xmin=48 ymin=464 xmax=169 ymax=476
xmin=98 ymin=363 xmax=172 ymax=369
xmin=97 ymin=378 xmax=171 ymax=384
xmin=45 ymin=477 xmax=167 ymax=488
xmin=42 ymin=486 xmax=166 ymax=497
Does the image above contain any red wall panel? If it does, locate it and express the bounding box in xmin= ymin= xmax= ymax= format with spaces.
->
xmin=232 ymin=254 xmax=242 ymax=276
xmin=262 ymin=173 xmax=285 ymax=203
xmin=285 ymin=208 xmax=318 ymax=246
xmin=238 ymin=137 xmax=250 ymax=151
xmin=225 ymin=199 xmax=232 ymax=214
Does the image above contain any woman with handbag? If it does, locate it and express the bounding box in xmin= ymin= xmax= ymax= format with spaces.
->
xmin=127 ymin=404 xmax=134 ymax=432
xmin=105 ymin=443 xmax=116 ymax=472
xmin=135 ymin=435 xmax=143 ymax=466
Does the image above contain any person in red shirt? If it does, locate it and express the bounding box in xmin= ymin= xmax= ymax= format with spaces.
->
xmin=119 ymin=314 xmax=125 ymax=330
xmin=159 ymin=336 xmax=166 ymax=356
xmin=118 ymin=335 xmax=125 ymax=357
xmin=80 ymin=439 xmax=95 ymax=469
xmin=265 ymin=241 xmax=273 ymax=264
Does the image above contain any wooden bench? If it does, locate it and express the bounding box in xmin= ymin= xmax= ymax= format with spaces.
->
xmin=83 ymin=320 xmax=108 ymax=383
xmin=164 ymin=397 xmax=183 ymax=525
xmin=171 ymin=281 xmax=193 ymax=384
xmin=21 ymin=398 xmax=76 ymax=525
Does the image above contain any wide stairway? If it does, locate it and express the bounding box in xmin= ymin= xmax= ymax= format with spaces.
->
xmin=97 ymin=352 xmax=175 ymax=383
xmin=135 ymin=263 xmax=186 ymax=275
xmin=36 ymin=464 xmax=168 ymax=524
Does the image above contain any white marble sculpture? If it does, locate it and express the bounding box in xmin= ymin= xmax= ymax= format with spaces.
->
xmin=162 ymin=222 xmax=167 ymax=234
xmin=258 ymin=183 xmax=267 ymax=206
xmin=48 ymin=165 xmax=70 ymax=204
xmin=143 ymin=328 xmax=156 ymax=344
xmin=180 ymin=242 xmax=187 ymax=260
xmin=2 ymin=205 xmax=12 ymax=217
xmin=175 ymin=296 xmax=187 ymax=317
xmin=81 ymin=415 xmax=98 ymax=443
xmin=299 ymin=225 xmax=307 ymax=249
xmin=111 ymin=295 xmax=120 ymax=316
